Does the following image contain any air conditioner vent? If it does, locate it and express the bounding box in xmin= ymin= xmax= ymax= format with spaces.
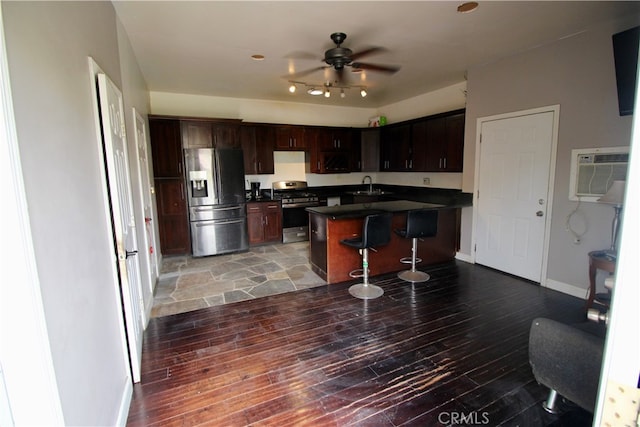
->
xmin=569 ymin=147 xmax=629 ymax=202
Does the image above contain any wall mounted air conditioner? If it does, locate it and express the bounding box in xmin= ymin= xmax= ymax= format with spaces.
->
xmin=569 ymin=147 xmax=629 ymax=202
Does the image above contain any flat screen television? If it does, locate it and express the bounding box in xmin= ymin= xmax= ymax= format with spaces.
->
xmin=612 ymin=26 xmax=639 ymax=116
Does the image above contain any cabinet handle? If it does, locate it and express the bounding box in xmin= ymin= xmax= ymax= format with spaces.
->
xmin=317 ymin=161 xmax=320 ymax=170
xmin=409 ymin=160 xmax=413 ymax=169
xmin=439 ymin=158 xmax=442 ymax=169
xmin=180 ymin=185 xmax=184 ymax=200
xmin=443 ymin=158 xmax=447 ymax=169
xmin=178 ymin=162 xmax=182 ymax=174
xmin=265 ymin=216 xmax=269 ymax=225
xmin=257 ymin=161 xmax=261 ymax=172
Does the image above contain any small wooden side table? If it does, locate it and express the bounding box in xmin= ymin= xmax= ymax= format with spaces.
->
xmin=586 ymin=250 xmax=616 ymax=310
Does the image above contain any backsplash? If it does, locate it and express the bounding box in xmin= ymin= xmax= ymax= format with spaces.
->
xmin=244 ymin=151 xmax=463 ymax=190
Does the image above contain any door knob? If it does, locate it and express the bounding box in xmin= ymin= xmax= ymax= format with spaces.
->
xmin=536 ymin=211 xmax=544 ymax=217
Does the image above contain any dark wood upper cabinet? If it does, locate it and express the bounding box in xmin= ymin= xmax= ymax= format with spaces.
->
xmin=420 ymin=113 xmax=465 ymax=172
xmin=149 ymin=118 xmax=183 ymax=178
xmin=380 ymin=124 xmax=412 ymax=171
xmin=181 ymin=120 xmax=212 ymax=149
xmin=240 ymin=125 xmax=275 ymax=174
xmin=212 ymin=122 xmax=240 ymax=148
xmin=180 ymin=120 xmax=240 ymax=149
xmin=275 ymin=125 xmax=306 ymax=150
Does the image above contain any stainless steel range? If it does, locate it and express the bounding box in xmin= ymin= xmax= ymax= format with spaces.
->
xmin=271 ymin=181 xmax=320 ymax=243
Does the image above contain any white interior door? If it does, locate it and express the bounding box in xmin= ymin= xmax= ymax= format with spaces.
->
xmin=133 ymin=109 xmax=158 ymax=301
xmin=475 ymin=109 xmax=556 ymax=282
xmin=97 ymin=73 xmax=144 ymax=382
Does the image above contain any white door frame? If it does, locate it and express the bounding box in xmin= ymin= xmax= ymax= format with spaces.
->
xmin=472 ymin=105 xmax=560 ymax=286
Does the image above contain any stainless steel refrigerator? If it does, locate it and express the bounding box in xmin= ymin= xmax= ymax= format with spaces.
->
xmin=184 ymin=148 xmax=248 ymax=257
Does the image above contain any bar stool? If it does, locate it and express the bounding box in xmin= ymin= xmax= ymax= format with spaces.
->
xmin=395 ymin=209 xmax=438 ymax=283
xmin=340 ymin=212 xmax=393 ymax=299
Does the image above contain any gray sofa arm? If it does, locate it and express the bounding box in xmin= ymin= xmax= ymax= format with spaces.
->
xmin=528 ymin=317 xmax=604 ymax=412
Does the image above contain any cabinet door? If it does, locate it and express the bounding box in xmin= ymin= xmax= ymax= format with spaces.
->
xmin=181 ymin=121 xmax=212 ymax=148
xmin=155 ymin=179 xmax=190 ymax=254
xmin=275 ymin=126 xmax=306 ymax=150
xmin=212 ymin=123 xmax=239 ymax=148
xmin=254 ymin=126 xmax=275 ymax=174
xmin=239 ymin=126 xmax=258 ymax=174
xmin=425 ymin=117 xmax=446 ymax=171
xmin=246 ymin=203 xmax=264 ymax=245
xmin=381 ymin=124 xmax=412 ymax=171
xmin=150 ymin=119 xmax=183 ymax=178
xmin=331 ymin=128 xmax=352 ymax=151
xmin=411 ymin=120 xmax=428 ymax=171
xmin=443 ymin=113 xmax=465 ymax=172
xmin=263 ymin=203 xmax=282 ymax=242
xmin=360 ymin=129 xmax=379 ymax=172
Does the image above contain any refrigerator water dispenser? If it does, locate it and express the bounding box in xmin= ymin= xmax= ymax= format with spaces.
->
xmin=189 ymin=170 xmax=209 ymax=198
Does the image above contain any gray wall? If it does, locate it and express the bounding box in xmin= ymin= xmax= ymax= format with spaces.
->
xmin=463 ymin=15 xmax=637 ymax=291
xmin=3 ymin=1 xmax=150 ymax=424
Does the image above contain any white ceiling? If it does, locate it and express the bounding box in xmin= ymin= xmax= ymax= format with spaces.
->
xmin=113 ymin=1 xmax=640 ymax=108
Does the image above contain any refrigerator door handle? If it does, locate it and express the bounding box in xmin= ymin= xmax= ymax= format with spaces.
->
xmin=194 ymin=218 xmax=245 ymax=227
xmin=193 ymin=205 xmax=242 ymax=212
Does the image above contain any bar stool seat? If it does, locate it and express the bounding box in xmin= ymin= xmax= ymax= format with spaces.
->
xmin=395 ymin=209 xmax=438 ymax=283
xmin=340 ymin=212 xmax=393 ymax=299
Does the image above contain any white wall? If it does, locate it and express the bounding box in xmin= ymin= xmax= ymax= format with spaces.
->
xmin=464 ymin=16 xmax=637 ymax=294
xmin=2 ymin=2 xmax=148 ymax=425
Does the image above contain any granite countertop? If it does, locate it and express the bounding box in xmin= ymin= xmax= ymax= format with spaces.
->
xmin=306 ymin=200 xmax=448 ymax=219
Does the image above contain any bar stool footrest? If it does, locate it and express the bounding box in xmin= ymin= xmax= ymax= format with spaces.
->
xmin=399 ymin=256 xmax=422 ymax=265
xmin=348 ymin=269 xmax=367 ymax=279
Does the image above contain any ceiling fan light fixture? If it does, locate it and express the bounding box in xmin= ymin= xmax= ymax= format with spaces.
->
xmin=288 ymin=83 xmax=296 ymax=93
xmin=251 ymin=54 xmax=265 ymax=61
xmin=324 ymin=89 xmax=330 ymax=98
xmin=457 ymin=1 xmax=478 ymax=13
xmin=307 ymin=87 xmax=323 ymax=96
xmin=360 ymin=88 xmax=367 ymax=98
xmin=340 ymin=88 xmax=346 ymax=98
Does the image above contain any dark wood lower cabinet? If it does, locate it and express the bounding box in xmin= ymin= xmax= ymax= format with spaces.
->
xmin=155 ymin=179 xmax=190 ymax=255
xmin=309 ymin=208 xmax=458 ymax=284
xmin=246 ymin=201 xmax=282 ymax=245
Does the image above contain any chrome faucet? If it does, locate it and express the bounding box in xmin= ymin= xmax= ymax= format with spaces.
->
xmin=362 ymin=175 xmax=373 ymax=193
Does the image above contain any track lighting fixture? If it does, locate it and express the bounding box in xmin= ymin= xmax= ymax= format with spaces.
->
xmin=287 ymin=80 xmax=368 ymax=100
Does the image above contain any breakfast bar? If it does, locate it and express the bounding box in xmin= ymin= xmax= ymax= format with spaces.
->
xmin=306 ymin=200 xmax=461 ymax=284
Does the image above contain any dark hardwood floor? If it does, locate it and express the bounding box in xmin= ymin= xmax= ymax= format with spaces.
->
xmin=127 ymin=261 xmax=594 ymax=426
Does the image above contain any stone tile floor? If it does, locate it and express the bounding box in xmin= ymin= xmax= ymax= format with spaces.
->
xmin=151 ymin=241 xmax=326 ymax=318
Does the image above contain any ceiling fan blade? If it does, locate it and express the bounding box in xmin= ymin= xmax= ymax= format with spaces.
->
xmin=349 ymin=46 xmax=386 ymax=61
xmin=283 ymin=66 xmax=326 ymax=80
xmin=351 ymin=62 xmax=400 ymax=74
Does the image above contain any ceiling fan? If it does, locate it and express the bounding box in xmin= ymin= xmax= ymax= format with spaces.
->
xmin=286 ymin=32 xmax=400 ymax=83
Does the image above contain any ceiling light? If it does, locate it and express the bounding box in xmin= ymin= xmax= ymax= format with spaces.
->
xmin=289 ymin=83 xmax=296 ymax=93
xmin=251 ymin=54 xmax=265 ymax=60
xmin=324 ymin=89 xmax=330 ymax=98
xmin=307 ymin=87 xmax=323 ymax=96
xmin=360 ymin=88 xmax=367 ymax=98
xmin=340 ymin=89 xmax=346 ymax=98
xmin=457 ymin=1 xmax=478 ymax=13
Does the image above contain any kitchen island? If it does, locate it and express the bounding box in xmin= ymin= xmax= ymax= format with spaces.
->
xmin=307 ymin=200 xmax=460 ymax=284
